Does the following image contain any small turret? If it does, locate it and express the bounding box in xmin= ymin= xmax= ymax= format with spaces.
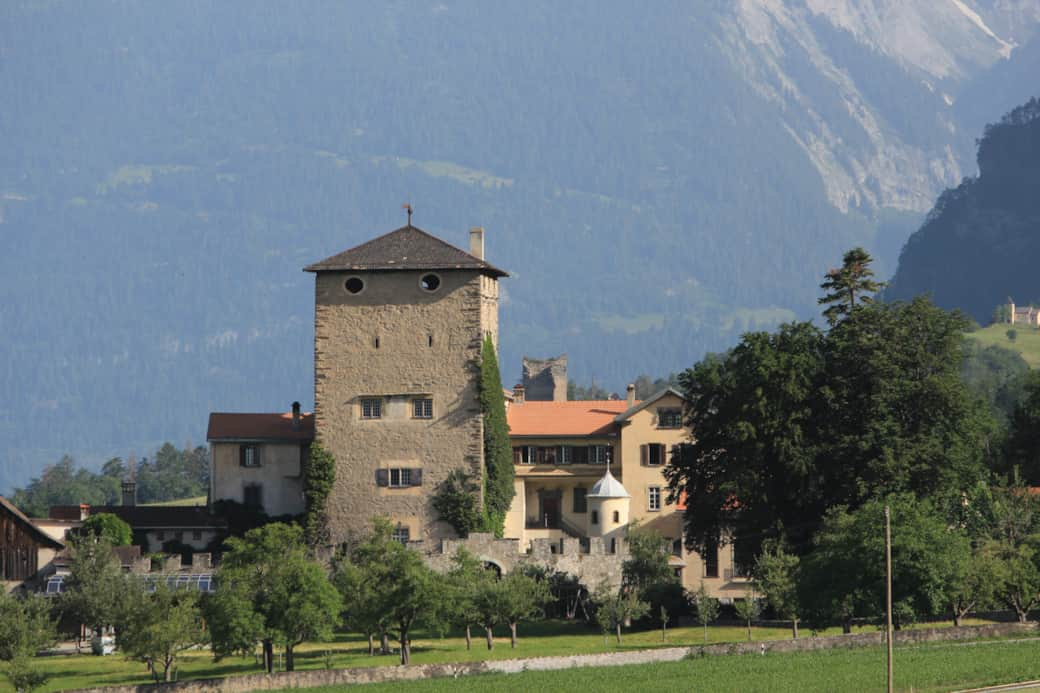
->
xmin=587 ymin=469 xmax=630 ymax=550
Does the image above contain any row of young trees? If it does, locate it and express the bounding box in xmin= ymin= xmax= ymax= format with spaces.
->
xmin=668 ymin=248 xmax=1040 ymax=632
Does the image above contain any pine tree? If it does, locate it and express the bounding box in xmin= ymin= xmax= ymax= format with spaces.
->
xmin=818 ymin=247 xmax=884 ymax=325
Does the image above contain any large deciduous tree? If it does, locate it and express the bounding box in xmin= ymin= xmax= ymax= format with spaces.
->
xmin=204 ymin=523 xmax=340 ymax=672
xmin=117 ymin=581 xmax=205 ymax=682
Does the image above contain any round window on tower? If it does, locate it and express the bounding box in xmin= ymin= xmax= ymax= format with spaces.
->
xmin=419 ymin=273 xmax=441 ymax=292
xmin=344 ymin=276 xmax=365 ymax=295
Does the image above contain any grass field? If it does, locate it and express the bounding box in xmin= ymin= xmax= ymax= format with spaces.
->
xmin=295 ymin=637 xmax=1040 ymax=693
xmin=967 ymin=324 xmax=1040 ymax=367
xmin=140 ymin=496 xmax=206 ymax=507
xmin=0 ymin=619 xmax=1012 ymax=693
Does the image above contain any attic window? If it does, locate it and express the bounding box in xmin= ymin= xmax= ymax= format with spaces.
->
xmin=344 ymin=276 xmax=365 ymax=294
xmin=420 ymin=273 xmax=441 ymax=292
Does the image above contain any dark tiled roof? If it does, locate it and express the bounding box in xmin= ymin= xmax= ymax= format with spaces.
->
xmin=207 ymin=412 xmax=315 ymax=442
xmin=303 ymin=225 xmax=508 ymax=277
xmin=0 ymin=495 xmax=65 ymax=549
xmin=49 ymin=505 xmax=227 ymax=529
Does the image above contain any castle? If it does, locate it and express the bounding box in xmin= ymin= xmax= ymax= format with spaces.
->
xmin=206 ymin=222 xmax=743 ymax=598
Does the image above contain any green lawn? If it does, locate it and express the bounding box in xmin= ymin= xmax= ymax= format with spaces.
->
xmin=0 ymin=619 xmax=1013 ymax=693
xmin=967 ymin=324 xmax=1040 ymax=367
xmin=283 ymin=638 xmax=1040 ymax=693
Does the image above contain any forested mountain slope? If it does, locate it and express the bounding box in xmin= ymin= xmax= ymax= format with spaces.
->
xmin=886 ymin=98 xmax=1040 ymax=320
xmin=1 ymin=1 xmax=1038 ymax=492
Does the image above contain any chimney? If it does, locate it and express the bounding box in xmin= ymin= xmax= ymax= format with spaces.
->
xmin=291 ymin=401 xmax=301 ymax=430
xmin=121 ymin=481 xmax=137 ymax=507
xmin=469 ymin=227 xmax=485 ymax=260
xmin=626 ymin=383 xmax=635 ymax=408
xmin=513 ymin=384 xmax=525 ymax=404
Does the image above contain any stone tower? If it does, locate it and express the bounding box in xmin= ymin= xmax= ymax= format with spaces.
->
xmin=522 ymin=354 xmax=567 ymax=402
xmin=305 ymin=224 xmax=507 ymax=544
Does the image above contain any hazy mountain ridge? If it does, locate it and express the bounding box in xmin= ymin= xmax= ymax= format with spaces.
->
xmin=1 ymin=0 xmax=1039 ymax=493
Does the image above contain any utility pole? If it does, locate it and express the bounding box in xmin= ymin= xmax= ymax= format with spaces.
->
xmin=885 ymin=505 xmax=893 ymax=693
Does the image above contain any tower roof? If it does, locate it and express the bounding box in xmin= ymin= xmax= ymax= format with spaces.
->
xmin=304 ymin=224 xmax=508 ymax=277
xmin=588 ymin=469 xmax=631 ymax=499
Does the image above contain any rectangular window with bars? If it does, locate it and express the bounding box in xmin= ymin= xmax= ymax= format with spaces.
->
xmin=391 ymin=526 xmax=410 ymax=544
xmin=559 ymin=446 xmax=572 ymax=464
xmin=658 ymin=408 xmax=683 ymax=428
xmin=412 ymin=398 xmax=433 ymax=419
xmin=389 ymin=468 xmax=412 ymax=487
xmin=361 ymin=398 xmax=382 ymax=419
xmin=239 ymin=445 xmax=260 ymax=468
xmin=648 ymin=486 xmax=662 ymax=511
xmin=589 ymin=445 xmax=612 ymax=465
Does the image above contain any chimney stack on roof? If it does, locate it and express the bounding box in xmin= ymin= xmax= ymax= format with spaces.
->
xmin=626 ymin=383 xmax=635 ymax=408
xmin=121 ymin=480 xmax=137 ymax=507
xmin=291 ymin=401 xmax=301 ymax=430
xmin=513 ymin=384 xmax=525 ymax=404
xmin=469 ymin=227 xmax=484 ymax=260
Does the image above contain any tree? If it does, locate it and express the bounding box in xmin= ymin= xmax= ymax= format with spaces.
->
xmin=80 ymin=513 xmax=132 ymax=546
xmin=733 ymin=584 xmax=760 ymax=641
xmin=117 ymin=580 xmax=205 ymax=682
xmin=1007 ymin=328 xmax=1019 ymax=342
xmin=496 ymin=571 xmax=550 ymax=648
xmin=800 ymin=496 xmax=969 ymax=631
xmin=0 ymin=593 xmax=56 ymax=661
xmin=621 ymin=524 xmax=675 ymax=592
xmin=378 ymin=540 xmax=445 ymax=665
xmin=62 ymin=535 xmax=129 ymax=642
xmin=692 ymin=582 xmax=719 ymax=643
xmin=2 ymin=657 xmax=49 ymax=693
xmin=754 ymin=540 xmax=801 ymax=638
xmin=817 ymin=247 xmax=884 ymax=326
xmin=431 ymin=469 xmax=483 ymax=538
xmin=1006 ymin=371 xmax=1040 ymax=484
xmin=591 ymin=582 xmax=649 ymax=645
xmin=205 ymin=523 xmax=340 ymax=672
xmin=444 ymin=548 xmax=492 ymax=650
xmin=946 ymin=547 xmax=1000 ymax=627
xmin=303 ymin=442 xmax=336 ymax=546
xmin=479 ymin=334 xmax=514 ymax=535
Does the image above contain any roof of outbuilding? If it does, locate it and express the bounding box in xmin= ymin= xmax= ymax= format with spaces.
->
xmin=0 ymin=495 xmax=65 ymax=549
xmin=49 ymin=505 xmax=227 ymax=529
xmin=303 ymin=224 xmax=508 ymax=277
xmin=207 ymin=412 xmax=315 ymax=442
xmin=507 ymin=400 xmax=632 ymax=437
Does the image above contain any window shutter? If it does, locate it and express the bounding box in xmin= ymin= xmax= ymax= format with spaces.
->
xmin=513 ymin=448 xmax=522 ymax=464
xmin=640 ymin=444 xmax=648 ymax=466
xmin=239 ymin=446 xmax=246 ymax=467
xmin=411 ymin=469 xmax=423 ymax=486
xmin=375 ymin=469 xmax=389 ymax=487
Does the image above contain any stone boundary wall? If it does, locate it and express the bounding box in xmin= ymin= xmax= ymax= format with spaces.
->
xmin=63 ymin=622 xmax=1036 ymax=693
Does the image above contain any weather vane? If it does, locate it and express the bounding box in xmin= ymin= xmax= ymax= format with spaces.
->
xmin=403 ymin=202 xmax=413 ymax=226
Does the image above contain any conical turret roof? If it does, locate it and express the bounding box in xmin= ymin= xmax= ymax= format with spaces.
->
xmin=588 ymin=469 xmax=630 ymax=499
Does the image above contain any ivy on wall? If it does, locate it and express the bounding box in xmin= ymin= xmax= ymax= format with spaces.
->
xmin=304 ymin=442 xmax=336 ymax=546
xmin=479 ymin=334 xmax=515 ymax=536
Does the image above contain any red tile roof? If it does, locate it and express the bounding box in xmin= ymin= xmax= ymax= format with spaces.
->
xmin=507 ymin=400 xmax=635 ymax=437
xmin=207 ymin=411 xmax=315 ymax=442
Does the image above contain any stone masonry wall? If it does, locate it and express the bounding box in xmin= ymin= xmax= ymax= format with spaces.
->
xmin=63 ymin=622 xmax=1036 ymax=693
xmin=314 ymin=269 xmax=496 ymax=544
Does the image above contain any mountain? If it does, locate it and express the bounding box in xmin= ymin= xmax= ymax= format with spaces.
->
xmin=886 ymin=97 xmax=1040 ymax=321
xmin=2 ymin=1 xmax=1039 ymax=493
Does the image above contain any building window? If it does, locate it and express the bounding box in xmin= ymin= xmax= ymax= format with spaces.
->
xmin=610 ymin=538 xmax=617 ymax=554
xmin=243 ymin=483 xmax=263 ymax=509
xmin=240 ymin=444 xmax=261 ymax=468
xmin=671 ymin=538 xmax=683 ymax=557
xmin=589 ymin=445 xmax=612 ymax=465
xmin=538 ymin=447 xmax=558 ymax=465
xmin=573 ymin=487 xmax=587 ymax=513
xmin=559 ymin=446 xmax=572 ymax=465
xmin=344 ymin=276 xmax=365 ymax=294
xmin=513 ymin=446 xmax=536 ymax=464
xmin=412 ymin=398 xmax=433 ymax=419
xmin=361 ymin=398 xmax=382 ymax=419
xmin=389 ymin=468 xmax=412 ymax=488
xmin=643 ymin=443 xmax=666 ymax=466
xmin=612 ymin=510 xmax=620 ymax=523
xmin=571 ymin=446 xmax=589 ymax=464
xmin=590 ymin=510 xmax=599 ymax=525
xmin=659 ymin=408 xmax=682 ymax=428
xmin=419 ymin=273 xmax=441 ymax=292
xmin=704 ymin=541 xmax=719 ymax=578
xmin=192 ymin=529 xmax=202 ymax=541
xmin=648 ymin=486 xmax=662 ymax=511
xmin=391 ymin=526 xmax=410 ymax=544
